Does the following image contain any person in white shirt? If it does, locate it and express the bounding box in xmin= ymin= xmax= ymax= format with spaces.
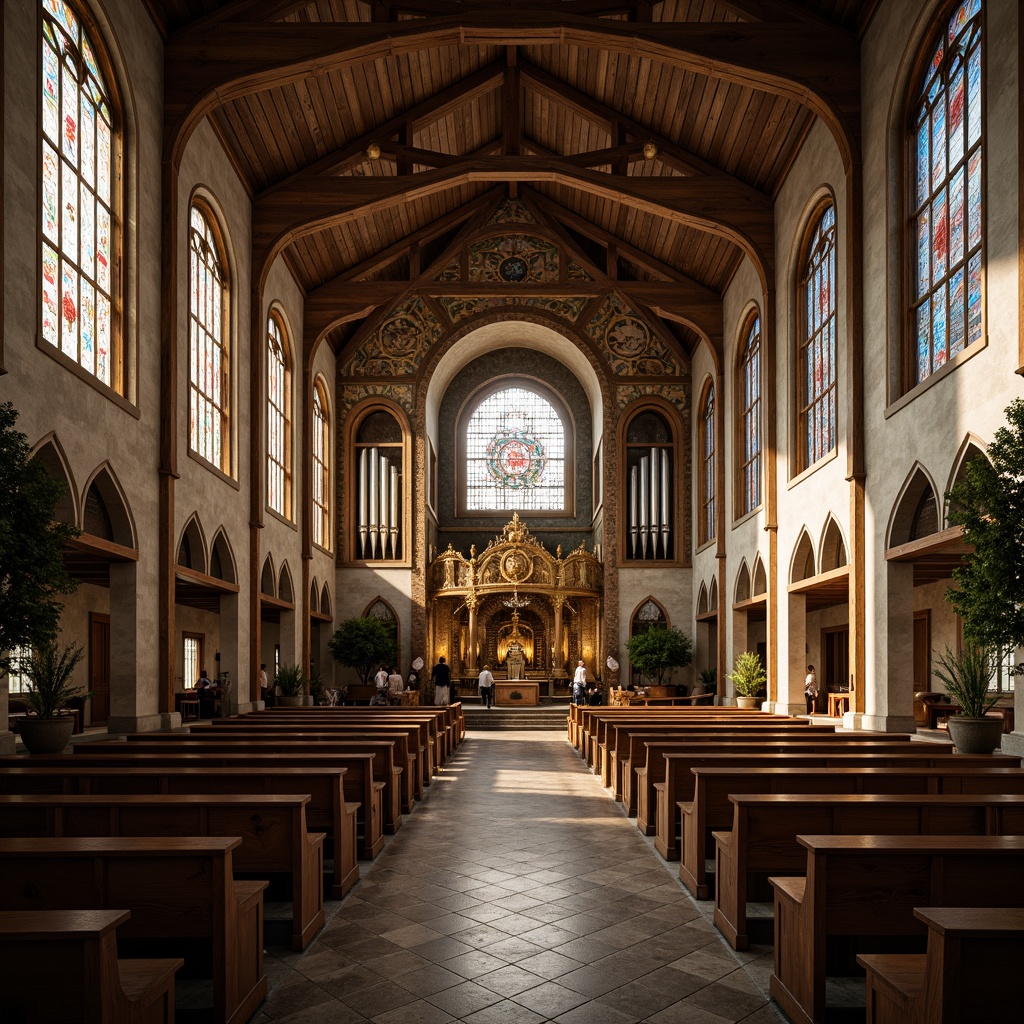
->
xmin=388 ymin=665 xmax=404 ymax=697
xmin=374 ymin=665 xmax=389 ymax=690
xmin=477 ymin=664 xmax=495 ymax=708
xmin=804 ymin=665 xmax=818 ymax=715
xmin=573 ymin=660 xmax=588 ymax=705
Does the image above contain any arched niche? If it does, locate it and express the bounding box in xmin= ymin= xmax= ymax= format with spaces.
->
xmin=31 ymin=434 xmax=78 ymax=526
xmin=310 ymin=579 xmax=320 ymax=615
xmin=82 ymin=464 xmax=136 ymax=550
xmin=278 ymin=562 xmax=294 ymax=605
xmin=751 ymin=555 xmax=767 ymax=597
xmin=176 ymin=515 xmax=208 ymax=575
xmin=209 ymin=529 xmax=236 ymax=584
xmin=819 ymin=516 xmax=849 ymax=572
xmin=945 ymin=436 xmax=990 ymax=527
xmin=364 ymin=596 xmax=399 ymax=657
xmin=320 ymin=584 xmax=332 ymax=620
xmin=260 ymin=555 xmax=276 ymax=598
xmin=888 ymin=464 xmax=941 ymax=548
xmin=791 ymin=530 xmax=816 ymax=584
xmin=697 ymin=582 xmax=709 ymax=617
xmin=709 ymin=577 xmax=719 ymax=612
xmin=734 ymin=560 xmax=751 ymax=604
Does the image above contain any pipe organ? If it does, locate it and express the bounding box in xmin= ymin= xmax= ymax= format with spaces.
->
xmin=357 ymin=447 xmax=402 ymax=559
xmin=628 ymin=447 xmax=672 ymax=559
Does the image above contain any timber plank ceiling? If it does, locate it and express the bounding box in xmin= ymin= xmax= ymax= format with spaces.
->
xmin=152 ymin=0 xmax=876 ymax=354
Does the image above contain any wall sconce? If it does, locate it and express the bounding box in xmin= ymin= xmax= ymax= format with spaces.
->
xmin=643 ymin=141 xmax=657 ymax=160
xmin=366 ymin=142 xmax=381 ymax=160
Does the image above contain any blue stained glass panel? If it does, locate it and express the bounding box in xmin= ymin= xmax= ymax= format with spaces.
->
xmin=916 ymin=121 xmax=929 ymax=208
xmin=916 ymin=305 xmax=931 ymax=384
xmin=967 ymin=45 xmax=981 ymax=147
xmin=931 ymin=188 xmax=947 ymax=281
xmin=42 ymin=40 xmax=59 ymax=141
xmin=948 ymin=65 xmax=964 ymax=162
xmin=932 ymin=285 xmax=948 ymax=371
xmin=917 ymin=211 xmax=930 ymax=298
xmin=967 ymin=150 xmax=982 ymax=249
xmin=948 ymin=167 xmax=964 ymax=265
xmin=950 ymin=267 xmax=965 ymax=356
xmin=967 ymin=251 xmax=982 ymax=344
xmin=931 ymin=97 xmax=946 ymax=188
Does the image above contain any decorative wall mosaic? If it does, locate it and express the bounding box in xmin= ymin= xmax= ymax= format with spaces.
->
xmin=435 ymin=258 xmax=461 ymax=282
xmin=567 ymin=258 xmax=593 ymax=281
xmin=615 ymin=382 xmax=689 ymax=411
xmin=339 ymin=383 xmax=415 ymax=419
xmin=341 ymin=297 xmax=443 ymax=376
xmin=467 ymin=235 xmax=559 ymax=283
xmin=438 ymin=295 xmax=590 ymax=324
xmin=587 ymin=294 xmax=682 ymax=377
xmin=488 ymin=198 xmax=536 ymax=224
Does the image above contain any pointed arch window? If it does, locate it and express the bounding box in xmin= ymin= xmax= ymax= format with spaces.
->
xmin=738 ymin=315 xmax=762 ymax=515
xmin=798 ymin=204 xmax=837 ymax=470
xmin=40 ymin=0 xmax=119 ymax=388
xmin=698 ymin=384 xmax=715 ymax=546
xmin=266 ymin=313 xmax=291 ymax=517
xmin=188 ymin=204 xmax=230 ymax=473
xmin=908 ymin=0 xmax=983 ymax=387
xmin=312 ymin=378 xmax=331 ymax=550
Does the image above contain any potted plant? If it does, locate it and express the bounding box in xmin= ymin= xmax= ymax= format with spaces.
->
xmin=933 ymin=645 xmax=1003 ymax=754
xmin=626 ymin=626 xmax=693 ymax=696
xmin=728 ymin=651 xmax=766 ymax=709
xmin=274 ymin=664 xmax=308 ymax=707
xmin=19 ymin=641 xmax=88 ymax=754
xmin=329 ymin=617 xmax=398 ymax=700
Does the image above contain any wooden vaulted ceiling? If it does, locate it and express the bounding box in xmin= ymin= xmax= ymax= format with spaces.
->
xmin=150 ymin=0 xmax=876 ymax=358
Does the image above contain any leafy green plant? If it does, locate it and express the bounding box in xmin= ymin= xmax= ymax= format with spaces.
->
xmin=626 ymin=626 xmax=693 ymax=686
xmin=728 ymin=651 xmax=766 ymax=698
xmin=22 ymin=641 xmax=88 ymax=718
xmin=933 ymin=644 xmax=999 ymax=718
xmin=274 ymin=663 xmax=308 ymax=698
xmin=699 ymin=667 xmax=717 ymax=693
xmin=0 ymin=403 xmax=79 ymax=673
xmin=329 ymin=617 xmax=398 ymax=686
xmin=945 ymin=398 xmax=1024 ymax=662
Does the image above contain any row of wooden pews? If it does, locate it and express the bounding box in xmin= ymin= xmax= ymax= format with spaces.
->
xmin=0 ymin=703 xmax=463 ymax=1024
xmin=568 ymin=703 xmax=1024 ymax=1023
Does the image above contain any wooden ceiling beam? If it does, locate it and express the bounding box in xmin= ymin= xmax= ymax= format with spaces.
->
xmin=254 ymin=156 xmax=773 ymax=288
xmin=164 ymin=14 xmax=860 ymax=173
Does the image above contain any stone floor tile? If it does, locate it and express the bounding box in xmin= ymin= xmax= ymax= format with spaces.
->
xmin=439 ymin=949 xmax=510 ymax=980
xmin=474 ymin=964 xmax=548 ymax=998
xmin=552 ymin=1000 xmax=642 ymax=1024
xmin=510 ymin=979 xmax=590 ymax=1017
xmin=337 ymin=980 xmax=418 ymax=1018
xmin=370 ymin=999 xmax=457 ymax=1024
xmin=424 ymin=979 xmax=504 ymax=1017
xmin=460 ymin=998 xmax=549 ymax=1024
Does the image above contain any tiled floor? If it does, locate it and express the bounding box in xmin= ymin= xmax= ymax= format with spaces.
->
xmin=254 ymin=730 xmax=786 ymax=1023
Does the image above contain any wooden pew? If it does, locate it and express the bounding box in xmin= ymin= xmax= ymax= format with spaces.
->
xmin=0 ymin=836 xmax=268 ymax=1024
xmin=0 ymin=764 xmax=359 ymax=899
xmin=644 ymin=741 xmax=943 ymax=852
xmin=0 ymin=792 xmax=325 ymax=951
xmin=1 ymin=752 xmax=385 ymax=862
xmin=713 ymin=792 xmax=1024 ymax=951
xmin=681 ymin=762 xmax=1024 ymax=906
xmin=74 ymin=737 xmax=403 ymax=839
xmin=858 ymin=907 xmax=1024 ymax=1023
xmin=0 ymin=909 xmax=182 ymax=1024
xmin=769 ymin=835 xmax=1024 ymax=1024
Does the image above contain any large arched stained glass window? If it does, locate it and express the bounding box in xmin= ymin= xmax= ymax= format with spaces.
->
xmin=465 ymin=386 xmax=565 ymax=512
xmin=699 ymin=384 xmax=715 ymax=546
xmin=798 ymin=203 xmax=837 ymax=470
xmin=189 ymin=204 xmax=230 ymax=472
xmin=40 ymin=0 xmax=118 ymax=387
xmin=312 ymin=378 xmax=330 ymax=549
xmin=910 ymin=0 xmax=983 ymax=386
xmin=738 ymin=315 xmax=762 ymax=515
xmin=266 ymin=313 xmax=291 ymax=517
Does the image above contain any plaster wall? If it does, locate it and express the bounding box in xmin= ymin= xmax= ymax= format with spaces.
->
xmin=334 ymin=567 xmax=415 ymax=682
xmin=617 ymin=567 xmax=694 ymax=689
xmin=57 ymin=583 xmax=110 ymax=722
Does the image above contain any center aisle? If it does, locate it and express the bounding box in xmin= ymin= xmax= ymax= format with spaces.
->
xmin=256 ymin=730 xmax=783 ymax=1024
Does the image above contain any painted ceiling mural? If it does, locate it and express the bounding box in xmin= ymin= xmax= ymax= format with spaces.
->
xmin=342 ymin=296 xmax=443 ymax=377
xmin=339 ymin=383 xmax=415 ymax=418
xmin=467 ymin=234 xmax=559 ymax=284
xmin=488 ymin=198 xmax=536 ymax=225
xmin=616 ymin=382 xmax=689 ymax=410
xmin=438 ymin=295 xmax=590 ymax=324
xmin=587 ymin=294 xmax=682 ymax=377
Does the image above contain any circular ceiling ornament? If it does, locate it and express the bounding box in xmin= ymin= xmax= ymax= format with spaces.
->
xmin=485 ymin=430 xmax=546 ymax=490
xmin=499 ymin=256 xmax=529 ymax=282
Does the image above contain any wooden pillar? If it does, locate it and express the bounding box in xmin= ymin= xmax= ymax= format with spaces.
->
xmin=467 ymin=595 xmax=478 ymax=674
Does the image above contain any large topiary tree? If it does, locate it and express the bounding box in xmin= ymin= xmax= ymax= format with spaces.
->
xmin=945 ymin=397 xmax=1024 ymax=664
xmin=626 ymin=625 xmax=693 ymax=687
xmin=0 ymin=402 xmax=79 ymax=674
xmin=329 ymin=616 xmax=398 ymax=686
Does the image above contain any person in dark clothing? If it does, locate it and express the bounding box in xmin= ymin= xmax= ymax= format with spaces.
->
xmin=431 ymin=656 xmax=451 ymax=705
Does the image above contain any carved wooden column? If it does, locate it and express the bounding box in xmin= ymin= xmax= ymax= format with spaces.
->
xmin=467 ymin=594 xmax=479 ymax=674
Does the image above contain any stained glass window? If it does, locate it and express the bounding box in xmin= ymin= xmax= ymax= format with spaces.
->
xmin=910 ymin=0 xmax=983 ymax=386
xmin=267 ymin=314 xmax=290 ymax=517
xmin=312 ymin=379 xmax=330 ymax=549
xmin=798 ymin=204 xmax=837 ymax=470
xmin=739 ymin=315 xmax=762 ymax=515
xmin=465 ymin=387 xmax=565 ymax=512
xmin=40 ymin=0 xmax=116 ymax=387
xmin=188 ymin=205 xmax=229 ymax=472
xmin=699 ymin=385 xmax=716 ymax=545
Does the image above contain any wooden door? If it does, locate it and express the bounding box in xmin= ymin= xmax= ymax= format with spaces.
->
xmin=913 ymin=611 xmax=931 ymax=692
xmin=89 ymin=613 xmax=111 ymax=723
xmin=823 ymin=627 xmax=850 ymax=694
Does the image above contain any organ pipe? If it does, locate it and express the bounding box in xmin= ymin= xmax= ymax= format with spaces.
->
xmin=660 ymin=449 xmax=671 ymax=554
xmin=649 ymin=446 xmax=660 ymax=557
xmin=630 ymin=466 xmax=639 ymax=556
xmin=629 ymin=448 xmax=672 ymax=560
xmin=389 ymin=465 xmax=399 ymax=559
xmin=639 ymin=455 xmax=649 ymax=557
xmin=358 ymin=448 xmax=368 ymax=558
xmin=357 ymin=448 xmax=402 ymax=559
xmin=368 ymin=447 xmax=379 ymax=558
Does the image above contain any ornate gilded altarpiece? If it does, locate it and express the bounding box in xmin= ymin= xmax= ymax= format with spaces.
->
xmin=427 ymin=514 xmax=603 ymax=688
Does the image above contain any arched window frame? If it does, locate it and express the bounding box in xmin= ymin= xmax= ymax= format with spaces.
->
xmin=188 ymin=200 xmax=231 ymax=475
xmin=906 ymin=0 xmax=984 ymax=390
xmin=797 ymin=202 xmax=837 ymax=472
xmin=455 ymin=378 xmax=574 ymax=518
xmin=736 ymin=311 xmax=762 ymax=517
xmin=39 ymin=0 xmax=123 ymax=391
xmin=697 ymin=380 xmax=716 ymax=547
xmin=311 ymin=375 xmax=331 ymax=551
xmin=266 ymin=310 xmax=292 ymax=519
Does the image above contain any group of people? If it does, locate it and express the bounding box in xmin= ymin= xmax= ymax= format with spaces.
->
xmin=194 ymin=669 xmax=227 ymax=718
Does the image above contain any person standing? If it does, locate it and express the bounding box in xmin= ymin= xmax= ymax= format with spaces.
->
xmin=573 ymin=659 xmax=588 ymax=705
xmin=431 ymin=656 xmax=451 ymax=706
xmin=374 ymin=665 xmax=389 ymax=691
xmin=804 ymin=665 xmax=818 ymax=715
xmin=477 ymin=664 xmax=495 ymax=708
xmin=388 ymin=665 xmax=404 ymax=698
